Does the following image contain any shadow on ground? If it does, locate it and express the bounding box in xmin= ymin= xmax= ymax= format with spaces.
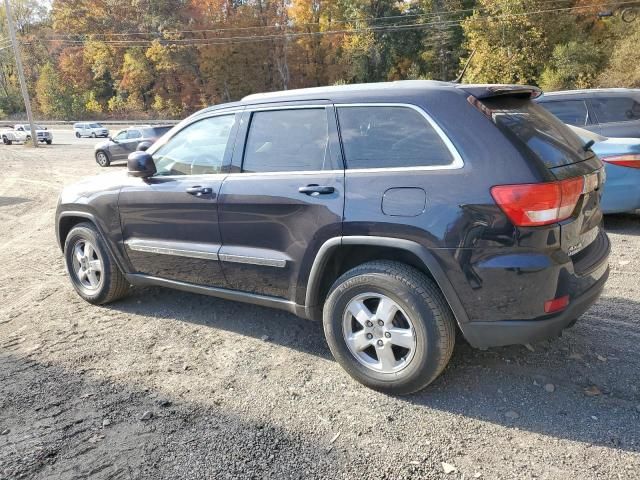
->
xmin=0 ymin=352 xmax=341 ymax=479
xmin=604 ymin=212 xmax=639 ymax=235
xmin=104 ymin=276 xmax=640 ymax=456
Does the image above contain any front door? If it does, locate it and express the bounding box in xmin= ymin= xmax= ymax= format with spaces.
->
xmin=118 ymin=113 xmax=240 ymax=287
xmin=218 ymin=106 xmax=344 ymax=303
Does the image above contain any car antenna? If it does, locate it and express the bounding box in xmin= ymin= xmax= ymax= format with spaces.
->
xmin=583 ymin=139 xmax=595 ymax=152
xmin=453 ymin=48 xmax=477 ymax=84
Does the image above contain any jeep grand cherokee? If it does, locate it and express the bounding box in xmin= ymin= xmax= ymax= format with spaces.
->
xmin=56 ymin=81 xmax=610 ymax=394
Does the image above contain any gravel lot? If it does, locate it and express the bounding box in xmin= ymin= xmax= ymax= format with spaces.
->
xmin=1 ymin=132 xmax=639 ymax=479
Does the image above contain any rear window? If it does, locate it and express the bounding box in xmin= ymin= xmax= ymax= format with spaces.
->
xmin=337 ymin=106 xmax=454 ymax=169
xmin=591 ymin=96 xmax=640 ymax=124
xmin=480 ymin=97 xmax=591 ymax=168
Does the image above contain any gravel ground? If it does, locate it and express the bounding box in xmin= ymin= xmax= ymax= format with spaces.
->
xmin=1 ymin=137 xmax=639 ymax=480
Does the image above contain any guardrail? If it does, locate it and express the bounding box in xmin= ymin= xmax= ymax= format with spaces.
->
xmin=1 ymin=119 xmax=180 ymax=126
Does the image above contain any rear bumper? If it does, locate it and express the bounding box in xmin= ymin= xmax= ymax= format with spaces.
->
xmin=462 ymin=266 xmax=609 ymax=349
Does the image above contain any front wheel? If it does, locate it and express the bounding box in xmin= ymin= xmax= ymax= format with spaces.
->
xmin=95 ymin=150 xmax=110 ymax=167
xmin=91 ymin=132 xmax=96 ymax=138
xmin=45 ymin=139 xmax=52 ymax=145
xmin=75 ymin=132 xmax=81 ymax=138
xmin=323 ymin=261 xmax=456 ymax=395
xmin=64 ymin=222 xmax=130 ymax=304
xmin=2 ymin=136 xmax=11 ymax=145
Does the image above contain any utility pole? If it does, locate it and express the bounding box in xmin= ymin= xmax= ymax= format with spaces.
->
xmin=4 ymin=0 xmax=37 ymax=147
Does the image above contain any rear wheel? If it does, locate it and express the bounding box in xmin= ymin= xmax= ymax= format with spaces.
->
xmin=95 ymin=150 xmax=110 ymax=167
xmin=91 ymin=132 xmax=96 ymax=138
xmin=323 ymin=261 xmax=456 ymax=395
xmin=75 ymin=132 xmax=80 ymax=138
xmin=63 ymin=222 xmax=129 ymax=304
xmin=2 ymin=136 xmax=10 ymax=145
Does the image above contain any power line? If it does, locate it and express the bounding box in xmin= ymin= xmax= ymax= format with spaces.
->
xmin=39 ymin=1 xmax=638 ymax=48
xmin=43 ymin=0 xmax=623 ymax=40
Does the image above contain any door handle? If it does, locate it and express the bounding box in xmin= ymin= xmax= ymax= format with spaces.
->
xmin=298 ymin=184 xmax=335 ymax=196
xmin=186 ymin=186 xmax=213 ymax=197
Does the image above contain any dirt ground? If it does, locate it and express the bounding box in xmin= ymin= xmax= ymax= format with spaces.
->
xmin=1 ymin=133 xmax=639 ymax=480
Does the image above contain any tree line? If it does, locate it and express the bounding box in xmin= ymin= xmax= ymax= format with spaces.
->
xmin=0 ymin=0 xmax=638 ymax=120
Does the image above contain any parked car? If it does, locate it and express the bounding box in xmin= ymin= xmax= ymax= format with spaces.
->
xmin=14 ymin=124 xmax=53 ymax=144
xmin=1 ymin=125 xmax=28 ymax=144
xmin=74 ymin=122 xmax=109 ymax=138
xmin=1 ymin=124 xmax=52 ymax=145
xmin=56 ymin=81 xmax=610 ymax=394
xmin=569 ymin=125 xmax=640 ymax=214
xmin=536 ymin=88 xmax=640 ymax=138
xmin=94 ymin=125 xmax=173 ymax=167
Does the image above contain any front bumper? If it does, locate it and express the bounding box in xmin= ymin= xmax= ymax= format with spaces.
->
xmin=462 ymin=265 xmax=609 ymax=349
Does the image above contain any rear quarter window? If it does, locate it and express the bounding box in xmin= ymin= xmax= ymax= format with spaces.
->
xmin=591 ymin=96 xmax=640 ymax=124
xmin=480 ymin=97 xmax=591 ymax=168
xmin=337 ymin=106 xmax=454 ymax=169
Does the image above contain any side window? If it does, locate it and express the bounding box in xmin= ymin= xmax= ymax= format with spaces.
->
xmin=591 ymin=96 xmax=640 ymax=124
xmin=337 ymin=106 xmax=454 ymax=169
xmin=242 ymin=109 xmax=330 ymax=173
xmin=153 ymin=115 xmax=236 ymax=176
xmin=127 ymin=129 xmax=142 ymax=139
xmin=542 ymin=100 xmax=591 ymax=126
xmin=114 ymin=130 xmax=127 ymax=141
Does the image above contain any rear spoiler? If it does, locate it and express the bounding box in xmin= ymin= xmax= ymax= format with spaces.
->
xmin=457 ymin=84 xmax=542 ymax=100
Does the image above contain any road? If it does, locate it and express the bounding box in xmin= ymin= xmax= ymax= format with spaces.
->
xmin=0 ymin=141 xmax=639 ymax=479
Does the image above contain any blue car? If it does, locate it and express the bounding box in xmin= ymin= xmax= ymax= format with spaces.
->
xmin=570 ymin=126 xmax=640 ymax=214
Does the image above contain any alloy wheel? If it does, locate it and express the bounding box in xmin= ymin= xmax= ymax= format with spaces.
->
xmin=96 ymin=152 xmax=108 ymax=166
xmin=342 ymin=293 xmax=417 ymax=374
xmin=71 ymin=239 xmax=103 ymax=290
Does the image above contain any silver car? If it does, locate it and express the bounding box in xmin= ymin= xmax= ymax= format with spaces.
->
xmin=74 ymin=122 xmax=109 ymax=138
xmin=94 ymin=125 xmax=174 ymax=167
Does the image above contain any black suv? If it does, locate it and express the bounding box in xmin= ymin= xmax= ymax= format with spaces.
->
xmin=56 ymin=81 xmax=610 ymax=394
xmin=536 ymin=88 xmax=640 ymax=138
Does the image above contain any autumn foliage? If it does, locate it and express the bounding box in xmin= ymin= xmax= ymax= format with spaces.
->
xmin=0 ymin=0 xmax=638 ymax=120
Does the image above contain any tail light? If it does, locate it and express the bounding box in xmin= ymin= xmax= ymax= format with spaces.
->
xmin=601 ymin=154 xmax=640 ymax=169
xmin=544 ymin=295 xmax=569 ymax=314
xmin=491 ymin=177 xmax=584 ymax=227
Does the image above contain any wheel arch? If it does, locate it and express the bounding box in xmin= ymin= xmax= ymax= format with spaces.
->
xmin=56 ymin=211 xmax=128 ymax=274
xmin=304 ymin=236 xmax=470 ymax=331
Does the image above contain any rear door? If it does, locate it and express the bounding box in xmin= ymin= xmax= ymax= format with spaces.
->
xmin=118 ymin=112 xmax=240 ymax=287
xmin=217 ymin=105 xmax=344 ymax=302
xmin=590 ymin=95 xmax=640 ymax=138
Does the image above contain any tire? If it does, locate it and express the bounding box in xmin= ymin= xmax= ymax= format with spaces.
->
xmin=91 ymin=132 xmax=96 ymax=138
xmin=323 ymin=260 xmax=456 ymax=395
xmin=63 ymin=222 xmax=130 ymax=304
xmin=46 ymin=139 xmax=52 ymax=145
xmin=95 ymin=150 xmax=110 ymax=167
xmin=2 ymin=136 xmax=10 ymax=145
xmin=75 ymin=132 xmax=80 ymax=138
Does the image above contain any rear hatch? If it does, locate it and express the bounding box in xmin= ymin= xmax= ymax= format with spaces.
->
xmin=463 ymin=86 xmax=606 ymax=271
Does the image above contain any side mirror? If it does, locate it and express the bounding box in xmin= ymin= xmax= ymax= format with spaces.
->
xmin=137 ymin=140 xmax=153 ymax=152
xmin=127 ymin=151 xmax=157 ymax=178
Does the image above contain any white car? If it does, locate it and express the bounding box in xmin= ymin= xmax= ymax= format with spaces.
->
xmin=12 ymin=124 xmax=53 ymax=145
xmin=74 ymin=122 xmax=109 ymax=138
